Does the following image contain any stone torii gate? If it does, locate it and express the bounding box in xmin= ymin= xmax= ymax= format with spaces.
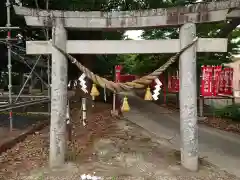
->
xmin=13 ymin=0 xmax=238 ymax=171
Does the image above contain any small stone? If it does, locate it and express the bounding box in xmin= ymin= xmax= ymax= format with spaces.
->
xmin=86 ymin=174 xmax=92 ymax=179
xmin=92 ymin=176 xmax=99 ymax=180
xmin=81 ymin=174 xmax=87 ymax=179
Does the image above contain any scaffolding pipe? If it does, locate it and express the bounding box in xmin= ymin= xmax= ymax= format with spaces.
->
xmin=0 ymin=26 xmax=19 ymax=30
xmin=0 ymin=102 xmax=8 ymax=104
xmin=11 ymin=50 xmax=49 ymax=87
xmin=0 ymin=95 xmax=48 ymax=98
xmin=0 ymin=38 xmax=17 ymax=41
xmin=15 ymin=55 xmax=41 ymax=102
xmin=0 ymin=0 xmax=51 ymax=127
xmin=0 ymin=99 xmax=50 ymax=112
xmin=11 ymin=50 xmax=48 ymax=68
xmin=0 ymin=40 xmax=26 ymax=52
xmin=6 ymin=0 xmax=13 ymax=131
xmin=0 ymin=98 xmax=49 ymax=108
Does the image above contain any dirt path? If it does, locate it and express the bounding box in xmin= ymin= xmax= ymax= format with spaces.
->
xmin=0 ymin=101 xmax=238 ymax=180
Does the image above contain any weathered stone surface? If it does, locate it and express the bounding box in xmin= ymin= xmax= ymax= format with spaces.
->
xmin=13 ymin=0 xmax=240 ymax=29
xmin=25 ymin=39 xmax=228 ymax=55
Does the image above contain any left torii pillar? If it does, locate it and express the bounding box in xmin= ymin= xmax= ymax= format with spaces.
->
xmin=50 ymin=18 xmax=68 ymax=168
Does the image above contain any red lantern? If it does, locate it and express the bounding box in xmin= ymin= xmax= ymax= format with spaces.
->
xmin=115 ymin=65 xmax=122 ymax=83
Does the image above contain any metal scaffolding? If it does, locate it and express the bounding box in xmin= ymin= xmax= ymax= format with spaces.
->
xmin=0 ymin=0 xmax=51 ymax=131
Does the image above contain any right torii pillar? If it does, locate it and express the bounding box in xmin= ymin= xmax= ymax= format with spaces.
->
xmin=179 ymin=23 xmax=198 ymax=171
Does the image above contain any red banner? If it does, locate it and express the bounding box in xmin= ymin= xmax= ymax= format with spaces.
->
xmin=218 ymin=69 xmax=225 ymax=94
xmin=201 ymin=66 xmax=213 ymax=96
xmin=212 ymin=66 xmax=222 ymax=96
xmin=227 ymin=68 xmax=233 ymax=95
xmin=168 ymin=72 xmax=179 ymax=93
xmin=218 ymin=67 xmax=233 ymax=95
xmin=201 ymin=66 xmax=233 ymax=97
xmin=119 ymin=75 xmax=137 ymax=83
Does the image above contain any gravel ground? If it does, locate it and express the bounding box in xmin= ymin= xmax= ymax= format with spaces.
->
xmin=0 ymin=100 xmax=238 ymax=180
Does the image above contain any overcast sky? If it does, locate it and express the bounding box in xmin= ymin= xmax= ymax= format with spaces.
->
xmin=125 ymin=30 xmax=143 ymax=40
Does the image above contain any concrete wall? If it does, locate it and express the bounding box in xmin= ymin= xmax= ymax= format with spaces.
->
xmin=225 ymin=57 xmax=240 ymax=103
xmin=204 ymin=98 xmax=233 ymax=108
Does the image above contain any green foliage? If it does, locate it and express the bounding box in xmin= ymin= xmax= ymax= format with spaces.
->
xmin=116 ymin=54 xmax=139 ymax=74
xmin=215 ymin=104 xmax=240 ymax=122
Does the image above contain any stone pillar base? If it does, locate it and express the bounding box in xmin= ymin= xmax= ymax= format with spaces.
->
xmin=111 ymin=110 xmax=119 ymax=116
xmin=181 ymin=152 xmax=198 ymax=172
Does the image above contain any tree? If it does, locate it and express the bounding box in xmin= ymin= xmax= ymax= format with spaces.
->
xmin=0 ymin=0 xmax=239 ymax=81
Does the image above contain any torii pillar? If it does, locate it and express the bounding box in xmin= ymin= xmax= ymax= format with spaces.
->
xmin=179 ymin=23 xmax=198 ymax=171
xmin=50 ymin=18 xmax=68 ymax=168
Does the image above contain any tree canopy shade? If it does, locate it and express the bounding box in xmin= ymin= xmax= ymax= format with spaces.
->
xmin=0 ymin=0 xmax=239 ymax=80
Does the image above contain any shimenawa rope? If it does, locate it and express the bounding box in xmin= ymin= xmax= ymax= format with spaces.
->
xmin=51 ymin=37 xmax=198 ymax=93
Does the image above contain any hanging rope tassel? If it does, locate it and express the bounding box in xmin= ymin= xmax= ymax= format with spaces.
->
xmin=144 ymin=87 xmax=153 ymax=101
xmin=90 ymin=83 xmax=100 ymax=107
xmin=121 ymin=96 xmax=130 ymax=112
xmin=90 ymin=83 xmax=100 ymax=97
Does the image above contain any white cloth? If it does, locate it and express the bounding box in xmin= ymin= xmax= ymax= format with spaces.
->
xmin=66 ymin=119 xmax=70 ymax=124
